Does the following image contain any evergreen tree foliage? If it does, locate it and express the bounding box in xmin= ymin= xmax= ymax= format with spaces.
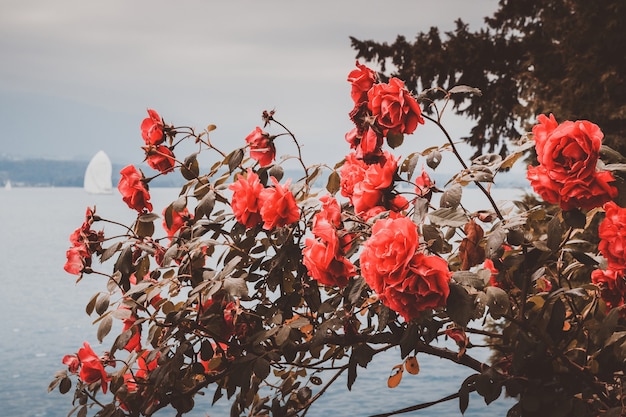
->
xmin=351 ymin=0 xmax=626 ymax=158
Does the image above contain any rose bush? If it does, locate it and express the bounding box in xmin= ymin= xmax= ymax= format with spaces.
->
xmin=51 ymin=62 xmax=626 ymax=417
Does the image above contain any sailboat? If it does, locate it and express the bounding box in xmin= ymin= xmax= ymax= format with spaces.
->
xmin=4 ymin=180 xmax=11 ymax=190
xmin=84 ymin=150 xmax=113 ymax=194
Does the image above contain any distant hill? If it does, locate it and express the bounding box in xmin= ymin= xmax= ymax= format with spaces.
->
xmin=0 ymin=156 xmax=530 ymax=189
xmin=0 ymin=157 xmax=185 ymax=188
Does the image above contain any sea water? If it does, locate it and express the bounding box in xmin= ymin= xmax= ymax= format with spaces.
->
xmin=0 ymin=186 xmax=525 ymax=417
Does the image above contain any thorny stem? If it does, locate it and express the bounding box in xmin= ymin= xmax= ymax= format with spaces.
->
xmin=422 ymin=113 xmax=504 ymax=221
xmin=267 ymin=117 xmax=310 ymax=184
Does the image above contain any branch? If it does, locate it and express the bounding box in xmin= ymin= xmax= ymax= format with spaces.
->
xmin=367 ymin=387 xmax=475 ymax=417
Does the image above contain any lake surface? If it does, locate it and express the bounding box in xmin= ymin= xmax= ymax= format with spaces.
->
xmin=0 ymin=186 xmax=525 ymax=417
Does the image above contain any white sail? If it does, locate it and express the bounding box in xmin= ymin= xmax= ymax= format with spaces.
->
xmin=4 ymin=180 xmax=11 ymax=190
xmin=84 ymin=150 xmax=113 ymax=194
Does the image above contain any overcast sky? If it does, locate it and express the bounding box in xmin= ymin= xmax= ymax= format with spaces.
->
xmin=0 ymin=0 xmax=500 ymax=169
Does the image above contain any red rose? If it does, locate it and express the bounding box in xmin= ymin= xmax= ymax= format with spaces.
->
xmin=380 ymin=253 xmax=451 ymax=321
xmin=347 ymin=61 xmax=377 ymax=105
xmin=229 ymin=169 xmax=264 ymax=228
xmin=340 ymin=152 xmax=366 ymax=201
xmin=527 ymin=114 xmax=617 ymax=210
xmin=591 ymin=268 xmax=626 ymax=310
xmin=302 ymin=238 xmax=355 ymax=288
xmin=245 ymin=126 xmax=276 ymax=167
xmin=162 ymin=206 xmax=192 ymax=239
xmin=141 ymin=109 xmax=165 ymax=146
xmin=64 ymin=245 xmax=88 ymax=275
xmin=367 ymin=77 xmax=424 ymax=136
xmin=119 ymin=306 xmax=142 ymax=352
xmin=360 ymin=216 xmax=419 ymax=294
xmin=145 ymin=145 xmax=175 ymax=174
xmin=415 ymin=166 xmax=434 ymax=199
xmin=118 ymin=165 xmax=153 ymax=213
xmin=598 ymin=201 xmax=626 ymax=272
xmin=351 ymin=152 xmax=399 ymax=217
xmin=77 ymin=342 xmax=109 ymax=393
xmin=62 ymin=354 xmax=80 ymax=374
xmin=259 ymin=177 xmax=300 ymax=229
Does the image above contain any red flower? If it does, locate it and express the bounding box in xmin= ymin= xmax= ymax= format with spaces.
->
xmin=245 ymin=126 xmax=276 ymax=167
xmin=360 ymin=216 xmax=419 ymax=294
xmin=259 ymin=177 xmax=300 ymax=229
xmin=118 ymin=165 xmax=153 ymax=213
xmin=348 ymin=61 xmax=377 ymax=105
xmin=598 ymin=201 xmax=626 ymax=272
xmin=229 ymin=169 xmax=264 ymax=228
xmin=120 ymin=307 xmax=142 ymax=352
xmin=162 ymin=206 xmax=192 ymax=239
xmin=341 ymin=151 xmax=400 ymax=218
xmin=144 ymin=145 xmax=175 ymax=174
xmin=303 ymin=196 xmax=355 ymax=287
xmin=527 ymin=114 xmax=617 ymax=210
xmin=64 ymin=206 xmax=104 ymax=275
xmin=379 ymin=253 xmax=451 ymax=321
xmin=415 ymin=166 xmax=434 ymax=199
xmin=303 ymin=238 xmax=355 ymax=288
xmin=367 ymin=77 xmax=424 ymax=136
xmin=76 ymin=342 xmax=109 ymax=393
xmin=141 ymin=109 xmax=165 ymax=146
xmin=591 ymin=268 xmax=626 ymax=310
xmin=64 ymin=245 xmax=88 ymax=275
xmin=62 ymin=354 xmax=80 ymax=374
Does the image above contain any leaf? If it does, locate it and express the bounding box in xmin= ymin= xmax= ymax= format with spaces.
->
xmin=181 ymin=153 xmax=200 ymax=180
xmin=326 ymin=171 xmax=340 ymax=194
xmin=268 ymin=164 xmax=284 ymax=182
xmin=195 ymin=190 xmax=216 ymax=220
xmin=426 ymin=150 xmax=442 ymax=169
xmin=138 ymin=212 xmax=160 ymax=223
xmin=485 ymin=286 xmax=510 ymax=319
xmin=95 ymin=293 xmax=110 ymax=316
xmin=97 ymin=315 xmax=113 ymax=343
xmin=563 ymin=209 xmax=586 ymax=229
xmin=449 ymin=85 xmax=482 ymax=96
xmin=452 ymin=271 xmax=486 ymax=290
xmin=458 ymin=167 xmax=494 ymax=184
xmin=440 ymin=183 xmax=462 ymax=209
xmin=412 ymin=197 xmax=429 ymax=225
xmin=446 ymin=283 xmax=474 ymax=327
xmin=100 ymin=242 xmax=122 ymax=263
xmin=404 ymin=356 xmax=420 ymax=375
xmin=223 ymin=276 xmax=249 ymax=298
xmin=387 ymin=131 xmax=404 ymax=149
xmin=253 ymin=357 xmax=271 ymax=380
xmin=486 ymin=225 xmax=506 ymax=258
xmin=387 ymin=364 xmax=404 ymax=388
xmin=429 ymin=207 xmax=468 ymax=228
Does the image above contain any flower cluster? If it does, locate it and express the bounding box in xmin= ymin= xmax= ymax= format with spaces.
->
xmin=55 ymin=61 xmax=626 ymax=417
xmin=360 ymin=217 xmax=451 ymax=321
xmin=527 ymin=114 xmax=617 ymax=211
xmin=346 ymin=61 xmax=424 ymax=162
xmin=62 ymin=342 xmax=110 ymax=394
xmin=593 ymin=201 xmax=626 ymax=308
xmin=303 ymin=195 xmax=356 ymax=288
xmin=64 ymin=207 xmax=103 ymax=275
xmin=229 ymin=170 xmax=300 ymax=230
